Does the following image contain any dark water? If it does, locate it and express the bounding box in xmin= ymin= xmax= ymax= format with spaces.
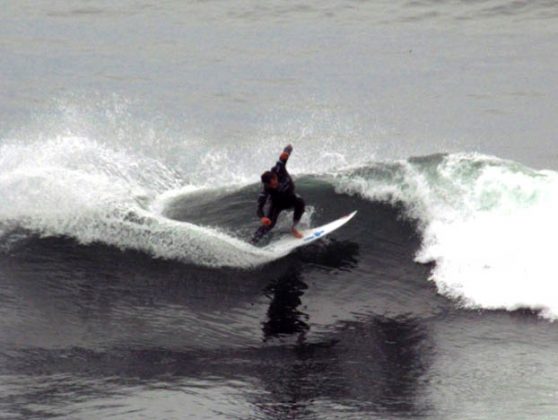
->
xmin=2 ymin=1 xmax=558 ymax=418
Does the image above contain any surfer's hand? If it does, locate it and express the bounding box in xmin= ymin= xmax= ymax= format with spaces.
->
xmin=261 ymin=217 xmax=272 ymax=226
xmin=281 ymin=144 xmax=293 ymax=160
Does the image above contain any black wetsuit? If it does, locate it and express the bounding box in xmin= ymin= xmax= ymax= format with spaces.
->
xmin=252 ymin=146 xmax=305 ymax=243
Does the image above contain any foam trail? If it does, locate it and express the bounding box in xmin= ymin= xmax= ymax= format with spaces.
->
xmin=0 ymin=136 xmax=280 ymax=267
xmin=0 ymin=94 xmax=368 ymax=269
xmin=333 ymin=153 xmax=558 ymax=319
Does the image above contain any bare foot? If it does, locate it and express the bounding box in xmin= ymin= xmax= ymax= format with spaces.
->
xmin=291 ymin=227 xmax=303 ymax=239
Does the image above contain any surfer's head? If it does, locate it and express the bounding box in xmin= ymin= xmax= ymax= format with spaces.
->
xmin=261 ymin=171 xmax=278 ymax=189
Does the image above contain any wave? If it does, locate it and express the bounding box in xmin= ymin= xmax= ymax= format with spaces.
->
xmin=2 ymin=132 xmax=558 ymax=319
xmin=332 ymin=153 xmax=558 ymax=319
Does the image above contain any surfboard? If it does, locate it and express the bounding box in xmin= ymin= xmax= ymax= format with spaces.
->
xmin=262 ymin=211 xmax=357 ymax=255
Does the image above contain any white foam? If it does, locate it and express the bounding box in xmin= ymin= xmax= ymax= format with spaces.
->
xmin=0 ymin=135 xmax=285 ymax=267
xmin=334 ymin=153 xmax=558 ymax=320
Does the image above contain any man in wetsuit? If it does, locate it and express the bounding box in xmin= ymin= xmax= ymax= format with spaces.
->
xmin=251 ymin=144 xmax=305 ymax=244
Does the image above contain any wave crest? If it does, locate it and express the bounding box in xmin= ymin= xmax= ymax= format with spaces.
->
xmin=333 ymin=153 xmax=558 ymax=319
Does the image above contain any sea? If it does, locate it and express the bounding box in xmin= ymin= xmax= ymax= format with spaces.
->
xmin=1 ymin=1 xmax=558 ymax=419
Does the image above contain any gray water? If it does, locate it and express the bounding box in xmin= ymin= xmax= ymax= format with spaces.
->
xmin=2 ymin=1 xmax=558 ymax=168
xmin=2 ymin=1 xmax=558 ymax=419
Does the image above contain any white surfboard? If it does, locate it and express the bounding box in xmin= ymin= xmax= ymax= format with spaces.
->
xmin=262 ymin=211 xmax=357 ymax=255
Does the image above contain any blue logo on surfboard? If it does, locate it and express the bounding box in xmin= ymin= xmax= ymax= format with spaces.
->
xmin=304 ymin=230 xmax=325 ymax=242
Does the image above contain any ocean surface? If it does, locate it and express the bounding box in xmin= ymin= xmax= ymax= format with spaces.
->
xmin=1 ymin=1 xmax=558 ymax=418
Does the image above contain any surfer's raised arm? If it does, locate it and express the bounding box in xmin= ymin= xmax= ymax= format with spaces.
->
xmin=279 ymin=144 xmax=293 ymax=164
xmin=273 ymin=144 xmax=293 ymax=178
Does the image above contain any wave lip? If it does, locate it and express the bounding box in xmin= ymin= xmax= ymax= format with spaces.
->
xmin=333 ymin=152 xmax=558 ymax=320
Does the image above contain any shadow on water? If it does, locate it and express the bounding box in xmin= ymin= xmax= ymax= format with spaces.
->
xmin=262 ymin=268 xmax=310 ymax=343
xmin=261 ymin=240 xmax=359 ymax=344
xmin=253 ymin=315 xmax=433 ymax=419
xmin=255 ymin=238 xmax=433 ymax=417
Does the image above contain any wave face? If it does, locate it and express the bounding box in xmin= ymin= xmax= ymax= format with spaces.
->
xmin=333 ymin=153 xmax=558 ymax=319
xmin=1 ymin=129 xmax=558 ymax=318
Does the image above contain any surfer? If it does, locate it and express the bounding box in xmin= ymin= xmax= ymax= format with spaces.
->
xmin=251 ymin=144 xmax=305 ymax=244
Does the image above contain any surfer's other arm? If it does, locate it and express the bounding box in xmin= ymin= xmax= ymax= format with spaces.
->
xmin=256 ymin=190 xmax=269 ymax=219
